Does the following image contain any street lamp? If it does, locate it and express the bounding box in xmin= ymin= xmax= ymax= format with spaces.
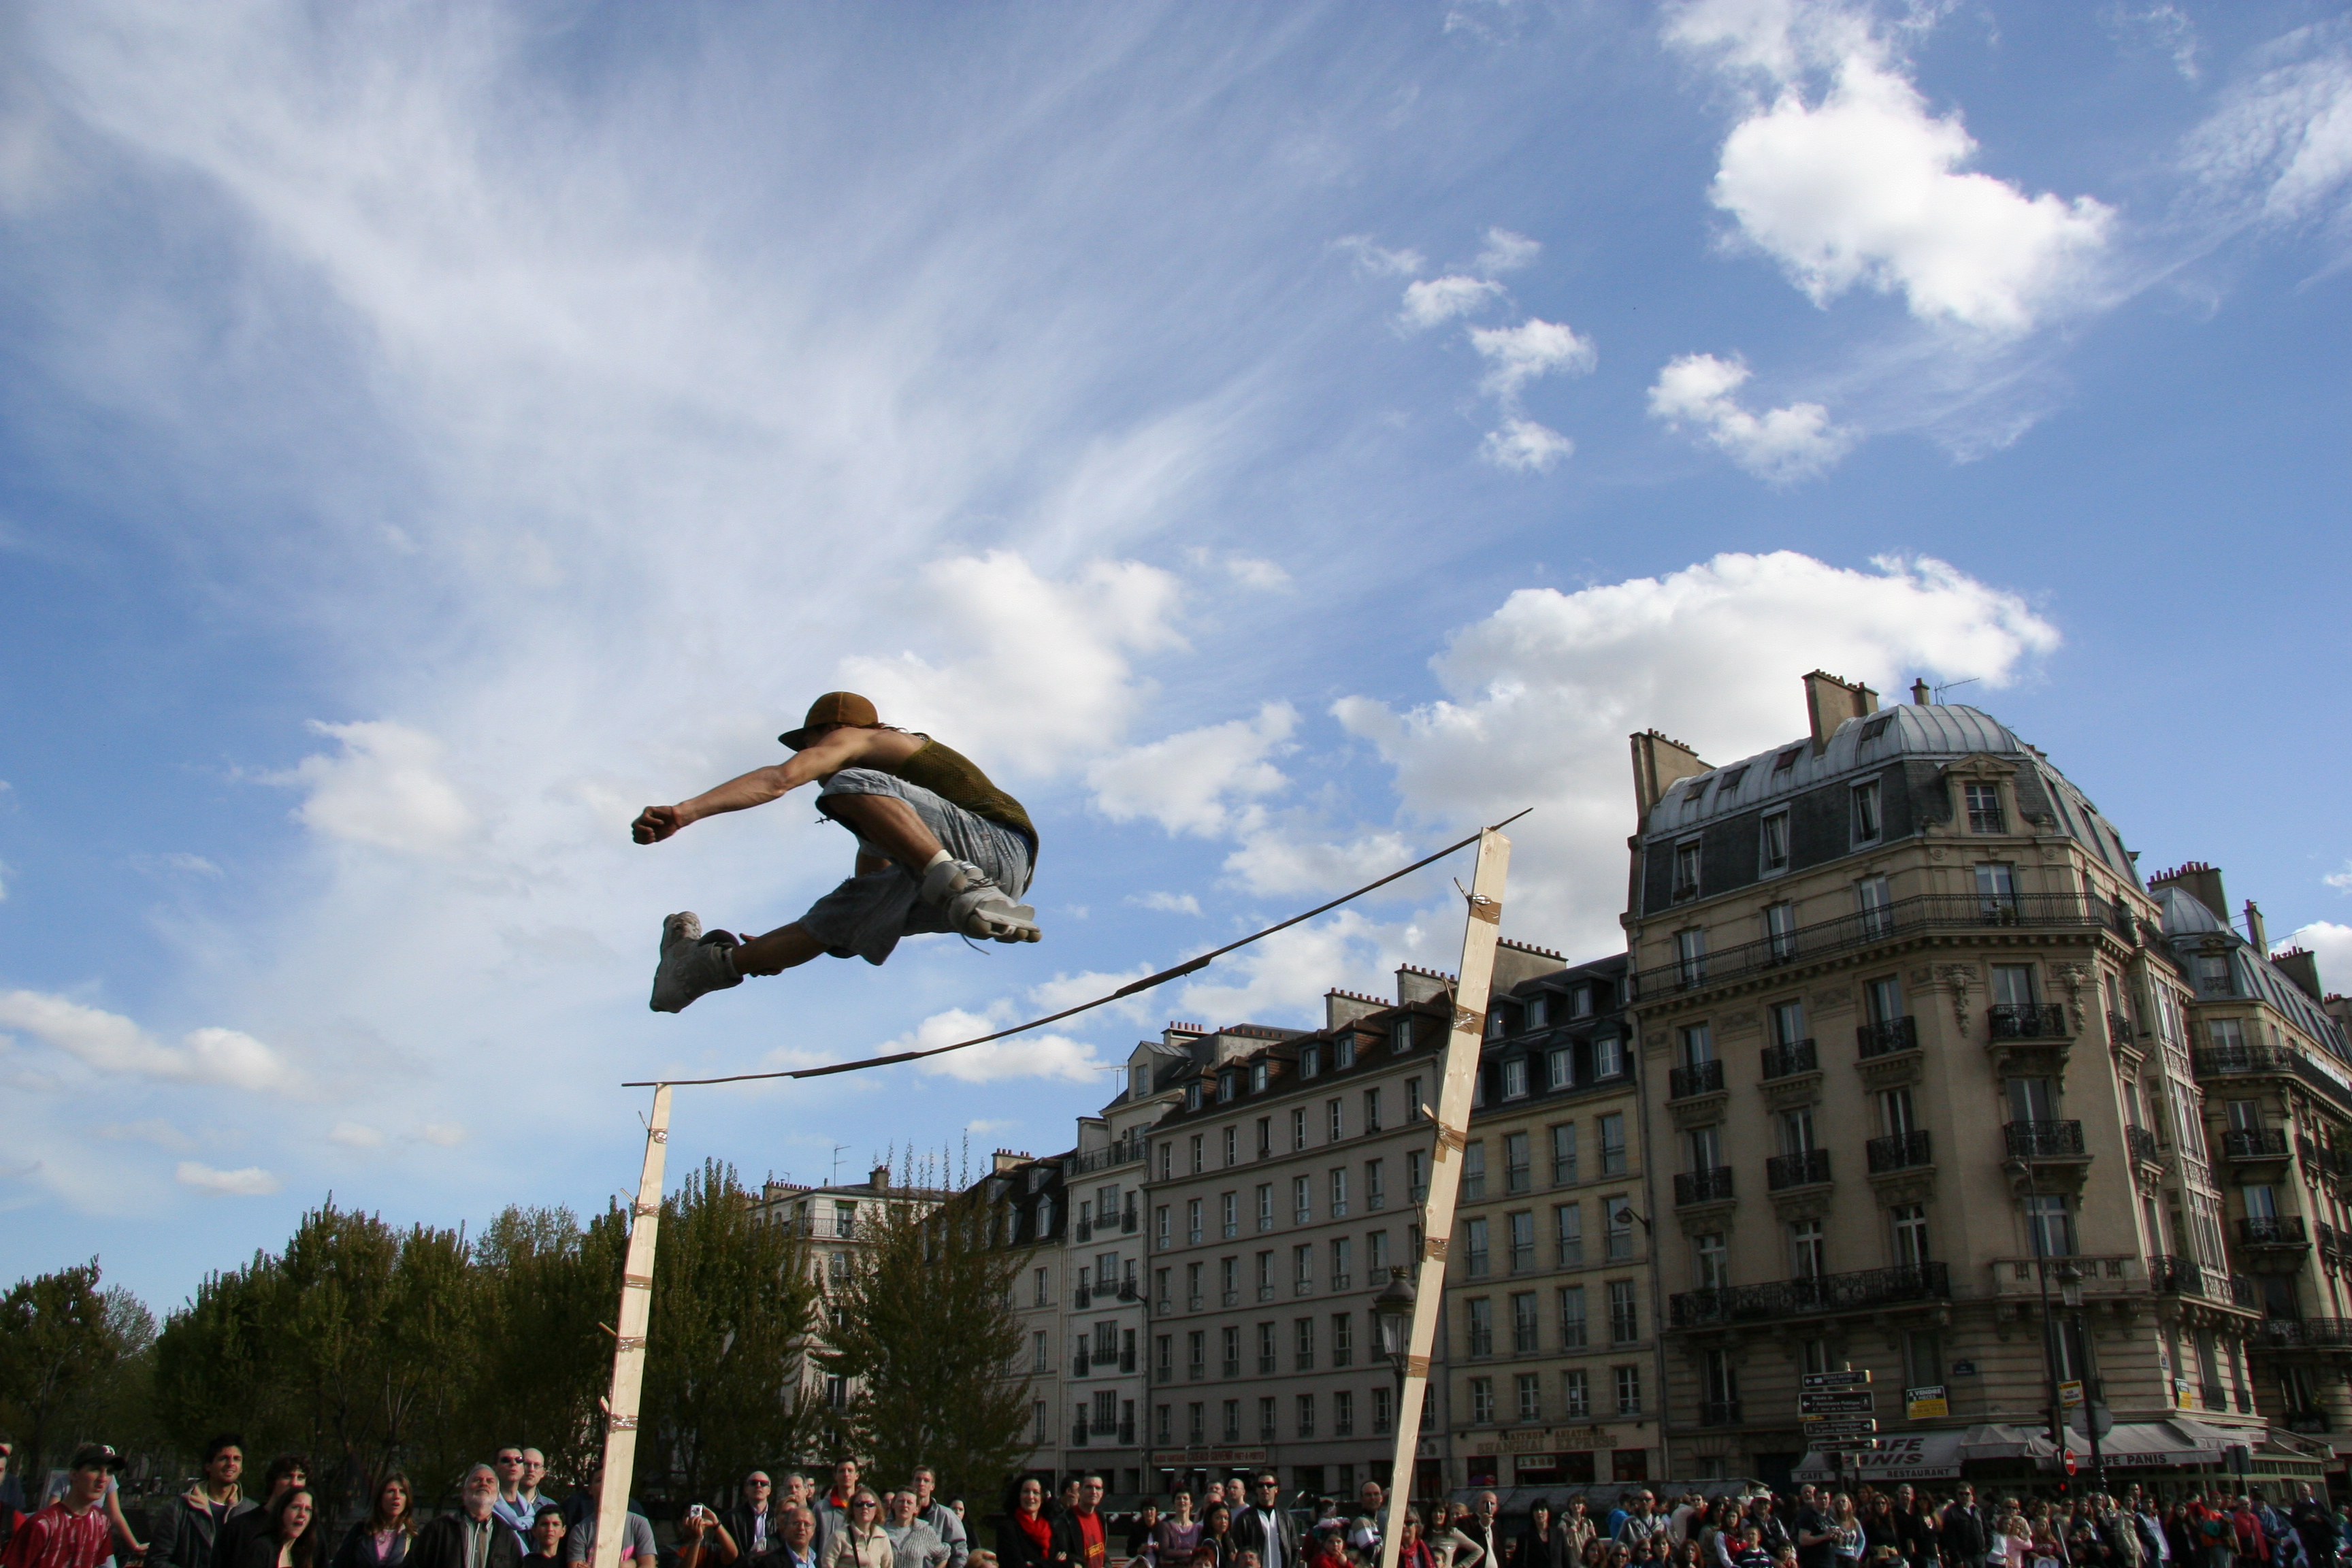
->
xmin=2055 ymin=1260 xmax=2109 ymax=1497
xmin=1373 ymin=1267 xmax=1418 ymax=1526
xmin=2005 ymin=1156 xmax=2072 ymax=1495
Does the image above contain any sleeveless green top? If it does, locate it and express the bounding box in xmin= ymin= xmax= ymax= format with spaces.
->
xmin=888 ymin=738 xmax=1038 ymax=858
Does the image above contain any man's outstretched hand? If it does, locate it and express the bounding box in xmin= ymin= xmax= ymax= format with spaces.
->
xmin=632 ymin=804 xmax=685 ymax=844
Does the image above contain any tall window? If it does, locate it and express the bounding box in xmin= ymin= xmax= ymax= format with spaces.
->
xmin=1291 ymin=1108 xmax=1307 ymax=1151
xmin=1465 ymin=1217 xmax=1491 ymax=1277
xmin=1393 ymin=1016 xmax=1414 ymax=1054
xmin=1186 ymin=1199 xmax=1202 ymax=1245
xmin=1505 ymin=1132 xmax=1532 ymax=1192
xmin=2025 ymin=1194 xmax=2074 ymax=1258
xmin=1256 ymin=1251 xmax=1273 ymax=1301
xmin=1761 ymin=811 xmax=1791 ymax=873
xmin=1407 ymin=1149 xmax=1428 ymax=1204
xmin=1555 ymin=1203 xmax=1584 ymax=1268
xmin=1512 ymin=1291 xmax=1539 ymax=1353
xmin=1294 ymin=1317 xmax=1316 ymax=1371
xmin=1857 ymin=875 xmax=1893 ymax=938
xmin=1608 ymin=1280 xmax=1639 ymax=1344
xmin=1330 ymin=1235 xmax=1353 ymax=1287
xmin=1599 ymin=1114 xmax=1627 ymax=1174
xmin=1330 ymin=1168 xmax=1350 ymax=1218
xmin=1852 ymin=779 xmax=1882 ymax=845
xmin=1765 ymin=902 xmax=1797 ymax=962
xmin=1469 ymin=1377 xmax=1495 ymax=1424
xmin=1293 ymin=1243 xmax=1313 ymax=1291
xmin=1251 ymin=1062 xmax=1268 ymax=1093
xmin=1328 ymin=1098 xmax=1345 ymax=1141
xmin=1965 ymin=782 xmax=2006 ymax=833
xmin=1688 ymin=1124 xmax=1724 ymax=1171
xmin=1032 ymin=1330 xmax=1050 ymax=1371
xmin=1301 ymin=1045 xmax=1321 ymax=1079
xmin=1779 ymin=1107 xmax=1816 ymax=1156
xmin=1223 ymin=1126 xmax=1237 ymax=1164
xmin=1789 ymin=1218 xmax=1827 ymax=1278
xmin=1467 ymin=1298 xmax=1494 ymax=1356
xmin=1366 ymin=1160 xmax=1386 ymax=1211
xmin=1552 ymin=1123 xmax=1579 ymax=1184
xmin=1256 ymin=1183 xmax=1273 ymax=1232
xmin=1673 ymin=840 xmax=1701 ymax=901
xmin=1563 ymin=1368 xmax=1590 ymax=1418
xmin=1615 ymin=1364 xmax=1642 ymax=1416
xmin=1517 ymin=1372 xmax=1543 ymax=1422
xmin=1256 ymin=1117 xmax=1271 ymax=1158
xmin=1880 ymin=1085 xmax=1917 ymax=1137
xmin=1223 ymin=1324 xmax=1243 ymax=1377
xmin=1867 ymin=975 xmax=1904 ymax=1026
xmin=1548 ymin=1047 xmax=1573 ymax=1090
xmin=1676 ymin=928 xmax=1707 ymax=987
xmin=1369 ymin=1229 xmax=1390 ymax=1273
xmin=1992 ymin=963 xmax=2037 ymax=1007
xmin=1295 ymin=1393 xmax=1316 ymax=1438
xmin=1703 ymin=1348 xmax=1740 ymax=1412
xmin=1293 ymin=1175 xmax=1313 ymax=1226
xmin=1190 ymin=1134 xmax=1204 ymax=1174
xmin=1463 ymin=1141 xmax=1488 ymax=1199
xmin=1771 ymin=999 xmax=1806 ymax=1047
xmin=1508 ymin=1210 xmax=1535 ymax=1272
xmin=1695 ymin=1232 xmax=1728 ymax=1290
xmin=1335 ymin=1034 xmax=1356 ymax=1069
xmin=1373 ymin=1386 xmax=1394 ymax=1434
xmin=1364 ymin=1088 xmax=1383 ymax=1132
xmin=1558 ymin=1285 xmax=1588 ymax=1348
xmin=1977 ymin=862 xmax=2019 ymax=918
xmin=1333 ymin=1311 xmax=1354 ymax=1367
xmin=1222 ymin=1192 xmax=1239 ymax=1239
xmin=1604 ymin=1198 xmax=1633 ymax=1261
xmin=1503 ymin=1058 xmax=1529 ymax=1098
xmin=1188 ymin=1401 xmax=1205 ymax=1443
xmin=1891 ymin=1204 xmax=1931 ymax=1267
xmin=1593 ymin=1035 xmax=1624 ymax=1078
xmin=1680 ymin=1022 xmax=1715 ymax=1065
xmin=1186 ymin=1262 xmax=1203 ymax=1308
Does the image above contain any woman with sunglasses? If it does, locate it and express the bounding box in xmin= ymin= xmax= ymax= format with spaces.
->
xmin=825 ymin=1490 xmax=893 ymax=1568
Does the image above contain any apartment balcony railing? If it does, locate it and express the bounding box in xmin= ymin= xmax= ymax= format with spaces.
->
xmin=2255 ymin=1318 xmax=2352 ymax=1349
xmin=1222 ymin=1357 xmax=1241 ymax=1377
xmin=1221 ymin=1290 xmax=1240 ymax=1307
xmin=1120 ymin=1348 xmax=1137 ymax=1373
xmin=1122 ymin=1209 xmax=1139 ymax=1235
xmin=1669 ymin=1262 xmax=1950 ymax=1328
xmin=1071 ymin=1420 xmax=1090 ymax=1446
xmin=1767 ymin=1149 xmax=1833 ymax=1190
xmin=2005 ymin=1120 xmax=2086 ymax=1159
xmin=1073 ymin=1346 xmax=1090 ymax=1375
xmin=2198 ymin=974 xmax=2240 ymax=999
xmin=2126 ymin=1125 xmax=2163 ymax=1165
xmin=1068 ymin=1140 xmax=1146 ymax=1175
xmin=1256 ymin=1354 xmax=1277 ymax=1375
xmin=1867 ymin=1130 xmax=1933 ymax=1173
xmin=1186 ymin=1361 xmax=1204 ymax=1380
xmin=1760 ymin=1040 xmax=1817 ymax=1081
xmin=1631 ymin=892 xmax=2110 ymax=998
xmin=1858 ymin=1017 xmax=1919 ymax=1059
xmin=2240 ymin=1215 xmax=2308 ymax=1247
xmin=1989 ymin=1003 xmax=2070 ymax=1040
xmin=2284 ymin=1411 xmax=2334 ymax=1433
xmin=2149 ymin=1254 xmax=2261 ymax=1309
xmin=1117 ymin=1420 xmax=1136 ymax=1445
xmin=1186 ymin=1294 xmax=1203 ymax=1311
xmin=1697 ymin=1399 xmax=1744 ymax=1426
xmin=1073 ymin=1284 xmax=1092 ymax=1309
xmin=1117 ymin=1279 xmax=1140 ymax=1302
xmin=2197 ymin=1045 xmax=2305 ymax=1079
xmin=2223 ymin=1128 xmax=2291 ymax=1160
xmin=1258 ymin=1424 xmax=1278 ymax=1442
xmin=1256 ymin=1284 xmax=1275 ymax=1303
xmin=1669 ymin=1059 xmax=1727 ymax=1100
xmin=1675 ymin=1166 xmax=1735 ymax=1207
xmin=2108 ymin=1011 xmax=2136 ymax=1043
xmin=1076 ymin=1215 xmax=1093 ymax=1242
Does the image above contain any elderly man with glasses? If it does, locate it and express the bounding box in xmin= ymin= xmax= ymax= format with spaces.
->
xmin=721 ymin=1476 xmax=779 ymax=1563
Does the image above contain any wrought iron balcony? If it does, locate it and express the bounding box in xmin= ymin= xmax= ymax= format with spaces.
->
xmin=2240 ymin=1215 xmax=2308 ymax=1247
xmin=1668 ymin=1262 xmax=1950 ymax=1327
xmin=1867 ymin=1130 xmax=1933 ymax=1173
xmin=1760 ymin=1039 xmax=1818 ymax=1080
xmin=1117 ymin=1279 xmax=1140 ymax=1301
xmin=2284 ymin=1411 xmax=2334 ymax=1433
xmin=2126 ymin=1125 xmax=2163 ymax=1165
xmin=1989 ymin=1003 xmax=2069 ymax=1040
xmin=1122 ymin=1210 xmax=1139 ymax=1234
xmin=1697 ymin=1399 xmax=1744 ymax=1426
xmin=1120 ymin=1348 xmax=1137 ymax=1373
xmin=1631 ymin=892 xmax=2111 ymax=997
xmin=2223 ymin=1128 xmax=2291 ymax=1160
xmin=2004 ymin=1120 xmax=2086 ymax=1158
xmin=1073 ymin=1284 xmax=1092 ymax=1309
xmin=2255 ymin=1318 xmax=2352 ymax=1348
xmin=1858 ymin=1017 xmax=1919 ymax=1058
xmin=1221 ymin=1289 xmax=1239 ymax=1307
xmin=1767 ymin=1149 xmax=1833 ymax=1190
xmin=2196 ymin=1044 xmax=2303 ymax=1078
xmin=1076 ymin=1215 xmax=1094 ymax=1241
xmin=1117 ymin=1420 xmax=1136 ymax=1445
xmin=2198 ymin=973 xmax=2240 ymax=999
xmin=2108 ymin=1011 xmax=2136 ymax=1043
xmin=1675 ymin=1166 xmax=1735 ymax=1206
xmin=1071 ymin=1419 xmax=1090 ymax=1446
xmin=1669 ymin=1059 xmax=1727 ymax=1100
xmin=1073 ymin=1346 xmax=1090 ymax=1375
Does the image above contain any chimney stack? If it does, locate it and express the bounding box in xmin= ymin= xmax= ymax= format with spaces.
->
xmin=1912 ymin=679 xmax=1932 ymax=706
xmin=1803 ymin=670 xmax=1880 ymax=753
xmin=2148 ymin=861 xmax=2228 ymax=923
xmin=1629 ymin=729 xmax=1708 ymax=817
xmin=870 ymin=1164 xmax=892 ymax=1192
xmin=2274 ymin=948 xmax=2325 ymax=1002
xmin=2245 ymin=901 xmax=2268 ymax=956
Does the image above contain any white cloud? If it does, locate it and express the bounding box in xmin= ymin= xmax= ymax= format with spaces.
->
xmin=0 ymin=991 xmax=287 ymax=1091
xmin=1133 ymin=892 xmax=1203 ymax=916
xmin=2105 ymin=4 xmax=2201 ymax=83
xmin=287 ymin=720 xmax=475 ymax=857
xmin=841 ymin=553 xmax=1186 ymax=777
xmin=1474 ymin=228 xmax=1541 ymax=274
xmin=177 ymin=1162 xmax=282 ymax=1196
xmin=1479 ymin=417 xmax=1575 ymax=473
xmin=1669 ymin=0 xmax=2113 ymax=333
xmin=964 ymin=1117 xmax=1019 ymax=1136
xmin=1086 ymin=702 xmax=1298 ymax=836
xmin=2327 ymin=864 xmax=2352 ymax=892
xmin=2281 ymin=923 xmax=2352 ymax=994
xmin=1026 ymin=966 xmax=1158 ymax=1019
xmin=329 ymin=1121 xmax=385 ymax=1148
xmin=95 ymin=1118 xmax=198 ymax=1153
xmin=898 ymin=1007 xmax=1109 ymax=1084
xmin=1220 ymin=823 xmax=1419 ymax=898
xmin=1337 ymin=235 xmax=1426 ymax=276
xmin=2182 ymin=27 xmax=2352 ymax=235
xmin=1468 ymin=318 xmax=1597 ymax=403
xmin=418 ymin=1122 xmax=468 ymax=1147
xmin=1225 ymin=557 xmax=1290 ymax=591
xmin=1332 ymin=552 xmax=2061 ymax=954
xmin=1648 ymin=352 xmax=1856 ymax=482
xmin=1399 ymin=275 xmax=1506 ymax=331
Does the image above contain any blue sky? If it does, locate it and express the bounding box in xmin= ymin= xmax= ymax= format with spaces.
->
xmin=3 ymin=0 xmax=2349 ymax=1313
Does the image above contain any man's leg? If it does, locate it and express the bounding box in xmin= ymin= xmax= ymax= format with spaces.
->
xmin=732 ymin=921 xmax=830 ymax=977
xmin=822 ymin=792 xmax=944 ymax=872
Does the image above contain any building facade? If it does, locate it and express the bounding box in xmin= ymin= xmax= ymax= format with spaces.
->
xmin=755 ymin=1166 xmax=953 ymax=1420
xmin=1446 ymin=951 xmax=1663 ymax=1493
xmin=1621 ymin=672 xmax=2320 ymax=1493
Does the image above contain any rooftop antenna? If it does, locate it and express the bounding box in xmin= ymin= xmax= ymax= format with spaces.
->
xmin=830 ymin=1143 xmax=850 ymax=1186
xmin=1931 ymin=677 xmax=1980 ymax=702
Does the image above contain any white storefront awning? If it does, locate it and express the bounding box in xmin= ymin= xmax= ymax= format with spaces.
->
xmin=1793 ymin=1421 xmax=2249 ymax=1484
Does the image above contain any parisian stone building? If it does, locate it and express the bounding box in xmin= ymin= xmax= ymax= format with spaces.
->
xmin=1620 ymin=672 xmax=2342 ymax=1495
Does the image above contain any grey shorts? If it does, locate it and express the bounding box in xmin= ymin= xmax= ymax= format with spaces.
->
xmin=797 ymin=768 xmax=1034 ymax=964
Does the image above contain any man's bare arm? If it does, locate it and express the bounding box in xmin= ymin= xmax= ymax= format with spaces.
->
xmin=632 ymin=726 xmax=924 ymax=844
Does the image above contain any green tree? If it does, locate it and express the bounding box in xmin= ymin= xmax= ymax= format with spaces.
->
xmin=638 ymin=1161 xmax=819 ymax=1510
xmin=0 ymin=1261 xmax=132 ymax=1486
xmin=817 ymin=1171 xmax=1032 ymax=1506
xmin=465 ymin=1205 xmax=627 ymax=1486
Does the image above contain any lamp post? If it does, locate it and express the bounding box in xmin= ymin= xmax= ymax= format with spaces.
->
xmin=2056 ymin=1260 xmax=2109 ymax=1497
xmin=1374 ymin=1267 xmax=1418 ymax=1504
xmin=2005 ymin=1156 xmax=2072 ymax=1493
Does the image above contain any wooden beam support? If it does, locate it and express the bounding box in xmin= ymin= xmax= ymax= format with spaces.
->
xmin=593 ymin=1083 xmax=672 ymax=1568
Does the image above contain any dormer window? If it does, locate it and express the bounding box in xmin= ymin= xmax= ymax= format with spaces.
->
xmin=1250 ymin=1061 xmax=1269 ymax=1092
xmin=1486 ymin=1009 xmax=1507 ymax=1039
xmin=1852 ymin=780 xmax=1882 ymax=845
xmin=1965 ymin=782 xmax=2006 ymax=834
xmin=1185 ymin=1082 xmax=1203 ymax=1111
xmin=1673 ymin=840 xmax=1702 ymax=901
xmin=1392 ymin=1017 xmax=1414 ymax=1053
xmin=1301 ymin=1044 xmax=1322 ymax=1079
xmin=1569 ymin=985 xmax=1594 ymax=1019
xmin=1760 ymin=811 xmax=1791 ymax=874
xmin=1774 ymin=748 xmax=1801 ymax=774
xmin=1718 ymin=765 xmax=1748 ymax=791
xmin=1336 ymin=1035 xmax=1356 ymax=1069
xmin=1682 ymin=783 xmax=1710 ymax=818
xmin=1218 ymin=1072 xmax=1237 ymax=1103
xmin=1861 ymin=715 xmax=1892 ymax=744
xmin=1129 ymin=1064 xmax=1149 ymax=1099
xmin=1526 ymin=995 xmax=1548 ymax=1028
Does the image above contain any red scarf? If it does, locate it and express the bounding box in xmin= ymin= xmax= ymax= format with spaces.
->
xmin=1017 ymin=1514 xmax=1055 ymax=1554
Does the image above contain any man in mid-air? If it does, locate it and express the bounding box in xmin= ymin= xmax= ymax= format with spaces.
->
xmin=631 ymin=691 xmax=1040 ymax=1013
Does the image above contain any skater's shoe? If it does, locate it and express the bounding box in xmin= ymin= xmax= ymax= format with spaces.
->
xmin=947 ymin=879 xmax=1043 ymax=944
xmin=918 ymin=853 xmax=982 ymax=910
xmin=650 ymin=911 xmax=745 ymax=1013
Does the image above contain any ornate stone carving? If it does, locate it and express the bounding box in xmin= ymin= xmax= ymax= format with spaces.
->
xmin=2053 ymin=962 xmax=2093 ymax=1034
xmin=1811 ymin=986 xmax=1854 ymax=1013
xmin=1720 ymin=1009 xmax=1760 ymax=1033
xmin=1937 ymin=964 xmax=1978 ymax=1034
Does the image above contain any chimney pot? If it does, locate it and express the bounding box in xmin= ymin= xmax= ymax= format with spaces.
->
xmin=870 ymin=1164 xmax=891 ymax=1191
xmin=1912 ymin=679 xmax=1932 ymax=706
xmin=1802 ymin=670 xmax=1880 ymax=753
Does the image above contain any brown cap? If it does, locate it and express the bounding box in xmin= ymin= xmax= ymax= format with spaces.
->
xmin=779 ymin=691 xmax=879 ymax=750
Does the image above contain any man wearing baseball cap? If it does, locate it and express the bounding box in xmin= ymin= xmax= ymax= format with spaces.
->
xmin=0 ymin=1446 xmax=127 ymax=1568
xmin=632 ymin=691 xmax=1041 ymax=1012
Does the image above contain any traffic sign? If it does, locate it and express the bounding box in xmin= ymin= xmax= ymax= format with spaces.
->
xmin=1801 ymin=1390 xmax=1876 ymax=1416
xmin=2058 ymin=1379 xmax=2084 ymax=1409
xmin=1801 ymin=1417 xmax=1880 ymax=1437
xmin=2063 ymin=1450 xmax=2078 ymax=1477
xmin=1801 ymin=1370 xmax=1873 ymax=1390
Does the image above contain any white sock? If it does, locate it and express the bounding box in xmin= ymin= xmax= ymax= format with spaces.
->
xmin=922 ymin=849 xmax=954 ymax=876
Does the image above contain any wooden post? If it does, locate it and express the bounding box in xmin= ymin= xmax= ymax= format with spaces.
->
xmin=593 ymin=1083 xmax=672 ymax=1568
xmin=1378 ymin=828 xmax=1512 ymax=1568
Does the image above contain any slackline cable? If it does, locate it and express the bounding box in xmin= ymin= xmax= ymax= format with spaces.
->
xmin=624 ymin=806 xmax=1530 ymax=1088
